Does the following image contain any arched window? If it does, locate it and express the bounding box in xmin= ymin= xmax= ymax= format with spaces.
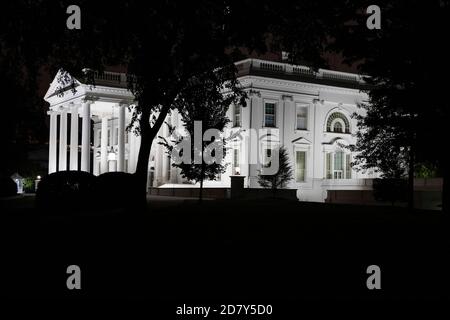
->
xmin=326 ymin=112 xmax=350 ymax=133
xmin=333 ymin=121 xmax=343 ymax=133
xmin=325 ymin=150 xmax=353 ymax=179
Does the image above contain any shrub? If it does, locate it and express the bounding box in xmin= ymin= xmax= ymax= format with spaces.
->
xmin=373 ymin=178 xmax=408 ymax=205
xmin=0 ymin=177 xmax=17 ymax=197
xmin=35 ymin=171 xmax=97 ymax=212
xmin=96 ymin=172 xmax=141 ymax=211
xmin=23 ymin=177 xmax=35 ymax=193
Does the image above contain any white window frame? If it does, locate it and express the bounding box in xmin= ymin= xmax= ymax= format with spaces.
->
xmin=233 ymin=105 xmax=241 ymax=127
xmin=263 ymin=100 xmax=277 ymax=128
xmin=97 ymin=129 xmax=102 ymax=147
xmin=295 ymin=150 xmax=307 ymax=182
xmin=295 ymin=104 xmax=308 ymax=131
xmin=324 ymin=149 xmax=352 ymax=180
xmin=262 ymin=148 xmax=272 ymax=168
xmin=330 ymin=118 xmax=346 ymax=133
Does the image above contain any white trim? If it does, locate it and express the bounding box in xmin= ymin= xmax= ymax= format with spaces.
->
xmin=262 ymin=99 xmax=278 ymax=128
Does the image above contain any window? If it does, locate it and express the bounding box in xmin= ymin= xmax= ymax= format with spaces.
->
xmin=264 ymin=102 xmax=276 ymax=127
xmin=326 ymin=152 xmax=332 ymax=179
xmin=125 ymin=132 xmax=129 ymax=144
xmin=97 ymin=129 xmax=101 ymax=147
xmin=167 ymin=156 xmax=171 ymax=180
xmin=296 ymin=105 xmax=308 ymax=130
xmin=115 ymin=128 xmax=119 ymax=145
xmin=107 ymin=129 xmax=111 ymax=146
xmin=233 ymin=149 xmax=240 ymax=174
xmin=326 ymin=151 xmax=352 ymax=179
xmin=333 ymin=121 xmax=343 ymax=133
xmin=296 ymin=151 xmax=306 ymax=182
xmin=263 ymin=148 xmax=272 ymax=168
xmin=233 ymin=105 xmax=241 ymax=127
xmin=326 ymin=112 xmax=350 ymax=133
xmin=346 ymin=154 xmax=352 ymax=179
xmin=333 ymin=151 xmax=344 ymax=179
xmin=125 ymin=159 xmax=128 ymax=173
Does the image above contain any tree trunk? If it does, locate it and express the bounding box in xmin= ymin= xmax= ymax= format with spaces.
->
xmin=407 ymin=144 xmax=415 ymax=211
xmin=442 ymin=165 xmax=449 ymax=213
xmin=134 ymin=106 xmax=171 ymax=209
xmin=199 ymin=157 xmax=205 ymax=203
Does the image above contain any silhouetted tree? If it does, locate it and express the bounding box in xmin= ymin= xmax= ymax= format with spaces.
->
xmin=1 ymin=1 xmax=254 ymax=205
xmin=258 ymin=146 xmax=293 ymax=196
xmin=159 ymin=67 xmax=246 ymax=202
xmin=325 ymin=0 xmax=450 ymax=212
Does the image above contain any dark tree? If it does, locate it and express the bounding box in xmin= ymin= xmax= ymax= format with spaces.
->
xmin=160 ymin=67 xmax=246 ymax=202
xmin=1 ymin=1 xmax=257 ymax=205
xmin=325 ymin=0 xmax=450 ymax=212
xmin=258 ymin=146 xmax=293 ymax=195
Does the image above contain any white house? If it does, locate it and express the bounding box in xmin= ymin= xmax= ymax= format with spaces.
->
xmin=44 ymin=58 xmax=375 ymax=202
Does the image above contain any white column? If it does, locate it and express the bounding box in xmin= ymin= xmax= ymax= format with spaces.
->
xmin=155 ymin=145 xmax=163 ymax=186
xmin=128 ymin=131 xmax=134 ymax=173
xmin=58 ymin=110 xmax=68 ymax=171
xmin=331 ymin=152 xmax=334 ymax=178
xmin=70 ymin=104 xmax=79 ymax=170
xmin=81 ymin=101 xmax=91 ymax=172
xmin=100 ymin=116 xmax=109 ymax=174
xmin=48 ymin=111 xmax=58 ymax=173
xmin=117 ymin=105 xmax=126 ymax=171
xmin=161 ymin=120 xmax=168 ymax=183
xmin=134 ymin=133 xmax=141 ymax=173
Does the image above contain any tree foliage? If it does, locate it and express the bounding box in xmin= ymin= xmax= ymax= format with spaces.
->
xmin=258 ymin=146 xmax=293 ymax=191
xmin=326 ymin=0 xmax=449 ymax=210
xmin=159 ymin=66 xmax=247 ymax=200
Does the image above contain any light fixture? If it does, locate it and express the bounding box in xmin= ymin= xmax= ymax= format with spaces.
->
xmin=107 ymin=146 xmax=116 ymax=161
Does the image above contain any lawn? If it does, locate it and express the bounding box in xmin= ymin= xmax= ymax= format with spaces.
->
xmin=0 ymin=195 xmax=448 ymax=305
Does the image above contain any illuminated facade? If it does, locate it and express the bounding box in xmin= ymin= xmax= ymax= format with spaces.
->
xmin=44 ymin=59 xmax=375 ymax=202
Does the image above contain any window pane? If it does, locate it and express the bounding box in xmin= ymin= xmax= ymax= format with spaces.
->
xmin=167 ymin=157 xmax=171 ymax=180
xmin=334 ymin=151 xmax=343 ymax=170
xmin=333 ymin=122 xmax=343 ymax=133
xmin=233 ymin=149 xmax=239 ymax=168
xmin=296 ymin=106 xmax=307 ymax=130
xmin=263 ymin=148 xmax=272 ymax=168
xmin=326 ymin=152 xmax=332 ymax=179
xmin=327 ymin=112 xmax=350 ymax=133
xmin=296 ymin=151 xmax=306 ymax=182
xmin=265 ymin=103 xmax=276 ymax=127
xmin=234 ymin=105 xmax=241 ymax=127
xmin=346 ymin=154 xmax=352 ymax=179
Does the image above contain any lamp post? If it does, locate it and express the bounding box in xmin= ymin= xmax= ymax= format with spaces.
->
xmin=35 ymin=175 xmax=41 ymax=192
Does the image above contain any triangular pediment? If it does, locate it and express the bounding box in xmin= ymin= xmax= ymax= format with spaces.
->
xmin=44 ymin=69 xmax=82 ymax=101
xmin=292 ymin=137 xmax=312 ymax=145
xmin=322 ymin=137 xmax=350 ymax=147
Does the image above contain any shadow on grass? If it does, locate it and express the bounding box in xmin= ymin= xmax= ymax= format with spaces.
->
xmin=0 ymin=195 xmax=448 ymax=301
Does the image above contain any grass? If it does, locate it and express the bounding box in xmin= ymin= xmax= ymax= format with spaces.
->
xmin=0 ymin=195 xmax=448 ymax=303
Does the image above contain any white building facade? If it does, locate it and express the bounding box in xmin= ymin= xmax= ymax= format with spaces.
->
xmin=44 ymin=59 xmax=375 ymax=202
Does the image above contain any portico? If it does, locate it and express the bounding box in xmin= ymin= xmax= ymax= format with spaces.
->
xmin=44 ymin=69 xmax=135 ymax=176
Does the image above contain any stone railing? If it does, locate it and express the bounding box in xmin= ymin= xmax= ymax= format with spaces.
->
xmin=235 ymin=58 xmax=365 ymax=86
xmin=92 ymin=71 xmax=128 ymax=88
